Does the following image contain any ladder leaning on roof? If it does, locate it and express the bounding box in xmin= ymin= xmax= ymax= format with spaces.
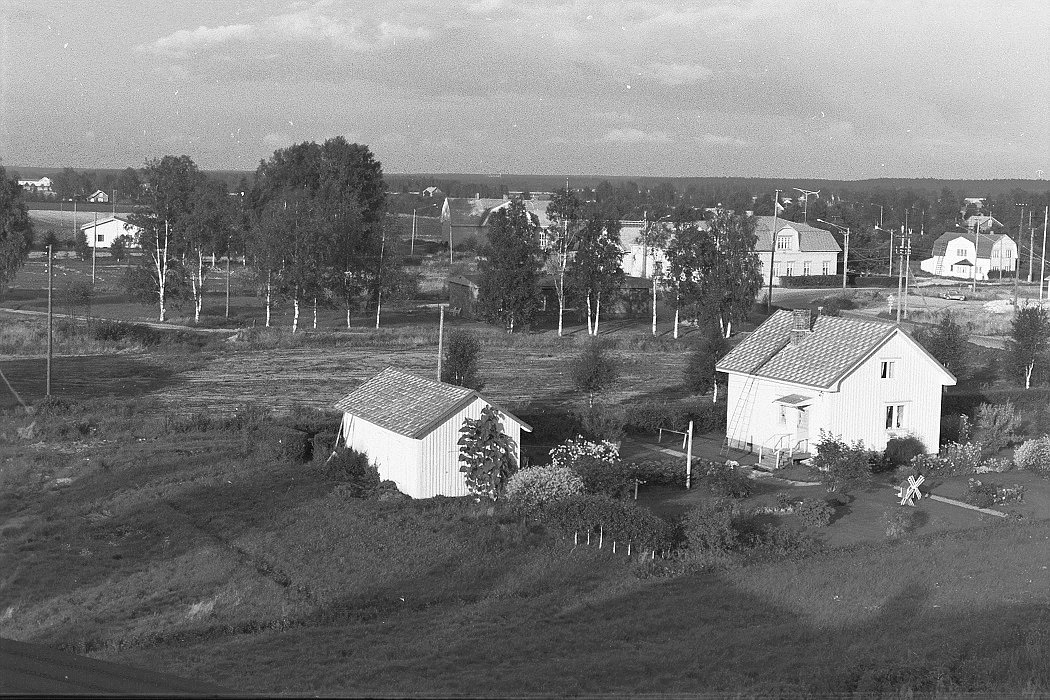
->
xmin=721 ymin=372 xmax=758 ymax=458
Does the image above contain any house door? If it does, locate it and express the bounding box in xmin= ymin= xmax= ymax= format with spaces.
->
xmin=794 ymin=407 xmax=810 ymax=450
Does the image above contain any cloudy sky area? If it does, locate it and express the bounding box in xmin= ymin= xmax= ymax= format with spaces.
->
xmin=2 ymin=0 xmax=1048 ymax=178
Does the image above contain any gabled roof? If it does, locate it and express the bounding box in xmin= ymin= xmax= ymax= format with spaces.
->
xmin=964 ymin=215 xmax=1001 ymax=230
xmin=716 ymin=310 xmax=953 ymax=390
xmin=448 ymin=274 xmax=481 ymax=289
xmin=79 ymin=215 xmax=136 ymax=231
xmin=930 ymin=230 xmax=1010 ymax=258
xmin=753 ymin=216 xmax=841 ymax=253
xmin=334 ymin=367 xmax=530 ymax=439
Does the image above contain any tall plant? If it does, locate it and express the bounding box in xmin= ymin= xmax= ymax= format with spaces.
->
xmin=458 ymin=405 xmax=519 ymax=502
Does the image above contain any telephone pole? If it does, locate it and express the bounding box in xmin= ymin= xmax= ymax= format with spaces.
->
xmin=766 ymin=189 xmax=781 ymax=312
xmin=895 ymin=235 xmax=910 ymax=324
xmin=47 ymin=244 xmax=54 ymax=397
xmin=436 ymin=303 xmax=446 ymax=382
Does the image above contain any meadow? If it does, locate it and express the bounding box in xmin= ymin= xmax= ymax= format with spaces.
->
xmin=0 ymin=404 xmax=1047 ymax=697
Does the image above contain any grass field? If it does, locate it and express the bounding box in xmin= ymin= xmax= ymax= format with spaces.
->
xmin=1 ymin=409 xmax=1047 ymax=697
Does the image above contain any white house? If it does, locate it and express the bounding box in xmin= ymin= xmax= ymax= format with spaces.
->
xmin=80 ymin=216 xmax=141 ymax=249
xmin=617 ymin=220 xmax=682 ymax=278
xmin=441 ymin=196 xmax=551 ymax=250
xmin=86 ymin=189 xmax=110 ymax=203
xmin=964 ymin=215 xmax=1001 ymax=233
xmin=920 ymin=230 xmax=1017 ymax=280
xmin=17 ymin=177 xmax=54 ymax=197
xmin=754 ymin=217 xmax=841 ymax=284
xmin=334 ymin=367 xmax=532 ymax=499
xmin=716 ymin=309 xmax=956 ymax=464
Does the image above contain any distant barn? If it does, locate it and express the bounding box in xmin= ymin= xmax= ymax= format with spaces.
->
xmin=334 ymin=367 xmax=531 ymax=498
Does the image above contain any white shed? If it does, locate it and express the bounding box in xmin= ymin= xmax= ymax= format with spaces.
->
xmin=334 ymin=367 xmax=532 ymax=499
xmin=80 ymin=216 xmax=141 ymax=249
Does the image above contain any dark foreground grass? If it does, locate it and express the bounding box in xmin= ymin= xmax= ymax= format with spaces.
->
xmin=1 ymin=406 xmax=1048 ymax=697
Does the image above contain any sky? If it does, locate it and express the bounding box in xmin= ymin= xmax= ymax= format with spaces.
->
xmin=2 ymin=0 xmax=1049 ymax=178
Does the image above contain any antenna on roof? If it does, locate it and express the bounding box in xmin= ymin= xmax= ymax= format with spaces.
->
xmin=793 ymin=188 xmax=820 ymax=224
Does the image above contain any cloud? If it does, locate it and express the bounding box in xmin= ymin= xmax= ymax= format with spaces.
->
xmin=695 ymin=133 xmax=749 ymax=147
xmin=602 ymin=128 xmax=671 ymax=144
xmin=639 ymin=62 xmax=713 ymax=87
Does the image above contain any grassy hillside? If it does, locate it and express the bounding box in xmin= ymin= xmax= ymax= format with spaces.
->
xmin=1 ymin=404 xmax=1047 ymax=697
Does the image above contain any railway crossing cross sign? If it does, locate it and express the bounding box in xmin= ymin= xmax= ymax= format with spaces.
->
xmin=897 ymin=475 xmax=925 ymax=506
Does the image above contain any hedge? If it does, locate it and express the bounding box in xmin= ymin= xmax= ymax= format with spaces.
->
xmin=779 ymin=275 xmax=841 ymax=288
xmin=624 ymin=398 xmax=726 ymax=434
xmin=851 ymin=275 xmax=898 ymax=288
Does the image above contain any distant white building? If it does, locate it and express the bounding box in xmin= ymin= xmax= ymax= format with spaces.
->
xmin=17 ymin=177 xmax=55 ymax=197
xmin=80 ymin=216 xmax=141 ymax=249
xmin=920 ymin=230 xmax=1017 ymax=280
xmin=86 ymin=189 xmax=110 ymax=203
xmin=754 ymin=217 xmax=841 ymax=284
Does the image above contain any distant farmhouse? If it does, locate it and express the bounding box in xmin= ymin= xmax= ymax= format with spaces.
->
xmin=964 ymin=215 xmax=1001 ymax=233
xmin=421 ymin=186 xmax=444 ymax=199
xmin=960 ymin=197 xmax=986 ymax=215
xmin=440 ymin=197 xmax=552 ymax=250
xmin=80 ymin=216 xmax=141 ymax=249
xmin=754 ymin=216 xmax=841 ymax=285
xmin=334 ymin=367 xmax=531 ymax=499
xmin=447 ymin=274 xmax=481 ymax=319
xmin=17 ymin=177 xmax=55 ymax=197
xmin=86 ymin=189 xmax=110 ymax=203
xmin=717 ymin=309 xmax=955 ymax=466
xmin=920 ymin=230 xmax=1017 ymax=280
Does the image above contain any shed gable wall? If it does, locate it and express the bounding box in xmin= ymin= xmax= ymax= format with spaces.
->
xmin=340 ymin=414 xmax=422 ymax=497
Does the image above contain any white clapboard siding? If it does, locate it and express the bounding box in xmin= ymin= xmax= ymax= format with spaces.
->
xmin=340 ymin=413 xmax=422 ymax=497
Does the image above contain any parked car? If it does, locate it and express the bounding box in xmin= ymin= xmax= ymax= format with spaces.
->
xmin=939 ymin=291 xmax=967 ymax=301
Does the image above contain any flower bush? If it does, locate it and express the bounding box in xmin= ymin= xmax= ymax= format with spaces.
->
xmin=504 ymin=465 xmax=585 ymax=518
xmin=550 ymin=436 xmax=633 ymax=498
xmin=628 ymin=458 xmax=686 ymax=487
xmin=813 ymin=431 xmax=875 ymax=492
xmin=944 ymin=441 xmax=984 ymax=474
xmin=966 ymin=478 xmax=1025 ymax=508
xmin=698 ymin=461 xmax=753 ymax=498
xmin=1014 ymin=435 xmax=1050 ymax=475
xmin=975 ymin=401 xmax=1023 ymax=451
xmin=532 ymin=494 xmax=673 ymax=549
xmin=682 ymin=499 xmax=738 ymax=554
xmin=549 ymin=436 xmax=619 ymax=470
xmin=796 ymin=498 xmax=834 ymax=528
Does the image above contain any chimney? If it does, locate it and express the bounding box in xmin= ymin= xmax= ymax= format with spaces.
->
xmin=789 ymin=308 xmax=813 ymax=345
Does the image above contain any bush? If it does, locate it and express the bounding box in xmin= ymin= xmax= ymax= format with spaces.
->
xmin=569 ymin=338 xmax=619 ymax=403
xmin=574 ymin=403 xmax=626 ymax=443
xmin=699 ymin=461 xmax=753 ymax=498
xmin=779 ymin=274 xmax=841 ymax=288
xmin=965 ymin=478 xmax=1025 ymax=508
xmin=504 ymin=465 xmax=585 ymax=518
xmin=975 ymin=401 xmax=1022 ymax=451
xmin=312 ymin=432 xmax=338 ymax=463
xmin=572 ymin=456 xmax=636 ymax=499
xmin=532 ymin=494 xmax=673 ymax=549
xmin=628 ymin=458 xmax=685 ymax=487
xmin=882 ymin=435 xmax=927 ymax=469
xmin=682 ymin=499 xmax=738 ymax=554
xmin=683 ymin=331 xmax=729 ymax=395
xmin=269 ymin=427 xmax=311 ymax=462
xmin=944 ymin=441 xmax=984 ymax=474
xmin=812 ymin=431 xmax=874 ymax=492
xmin=624 ymin=398 xmax=726 ymax=435
xmin=1013 ymin=435 xmax=1050 ymax=474
xmin=324 ymin=448 xmax=380 ymax=497
xmin=441 ymin=329 xmax=484 ymax=390
xmin=796 ymin=498 xmax=834 ymax=528
xmin=90 ymin=320 xmax=163 ymax=346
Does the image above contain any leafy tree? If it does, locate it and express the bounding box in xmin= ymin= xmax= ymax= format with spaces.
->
xmin=476 ymin=198 xmax=544 ymax=332
xmin=42 ymin=229 xmax=60 ymax=251
xmin=442 ymin=329 xmax=485 ymax=390
xmin=109 ymin=234 xmax=129 ymax=262
xmin=115 ymin=167 xmax=142 ymax=203
xmin=124 ymin=155 xmax=200 ymax=321
xmin=73 ymin=230 xmax=90 ymax=260
xmin=183 ymin=175 xmax=235 ymax=322
xmin=569 ymin=212 xmax=624 ymax=336
xmin=544 ymin=187 xmax=586 ymax=336
xmin=1010 ymin=306 xmax=1049 ymax=389
xmin=917 ymin=311 xmax=968 ymax=377
xmin=457 ymin=405 xmax=519 ymax=503
xmin=570 ymin=337 xmax=619 ymax=406
xmin=0 ymin=167 xmax=34 ymax=292
xmin=703 ymin=212 xmax=762 ymax=337
xmin=684 ymin=329 xmax=730 ymax=400
xmin=662 ymin=217 xmax=711 ymax=338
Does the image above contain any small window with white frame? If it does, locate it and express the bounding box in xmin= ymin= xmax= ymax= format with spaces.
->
xmin=803 ymin=261 xmax=811 ymax=275
xmin=822 ymin=260 xmax=830 ymax=275
xmin=880 ymin=360 xmax=895 ymax=379
xmin=885 ymin=404 xmax=905 ymax=430
xmin=779 ymin=405 xmax=787 ymax=425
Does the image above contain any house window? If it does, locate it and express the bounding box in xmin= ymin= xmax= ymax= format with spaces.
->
xmin=822 ymin=260 xmax=830 ymax=275
xmin=797 ymin=407 xmax=808 ymax=429
xmin=803 ymin=261 xmax=811 ymax=276
xmin=885 ymin=404 xmax=905 ymax=430
xmin=779 ymin=406 xmax=787 ymax=425
xmin=776 ymin=236 xmax=791 ymax=250
xmin=97 ymin=234 xmax=104 ymax=243
xmin=785 ymin=264 xmax=794 ymax=277
xmin=956 ymin=247 xmax=967 ymax=256
xmin=880 ymin=360 xmax=895 ymax=379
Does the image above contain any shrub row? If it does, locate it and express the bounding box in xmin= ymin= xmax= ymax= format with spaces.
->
xmin=779 ymin=274 xmax=841 ymax=288
xmin=532 ymin=494 xmax=674 ymax=549
xmin=624 ymin=398 xmax=726 ymax=434
xmin=851 ymin=275 xmax=898 ymax=288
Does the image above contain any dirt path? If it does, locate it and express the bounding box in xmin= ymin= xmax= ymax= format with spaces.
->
xmin=0 ymin=307 xmax=238 ymax=335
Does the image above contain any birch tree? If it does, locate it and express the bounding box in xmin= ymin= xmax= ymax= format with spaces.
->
xmin=477 ymin=198 xmax=544 ymax=332
xmin=1010 ymin=306 xmax=1049 ymax=389
xmin=544 ymin=187 xmax=585 ymax=336
xmin=569 ymin=214 xmax=624 ymax=336
xmin=183 ymin=176 xmax=234 ymax=323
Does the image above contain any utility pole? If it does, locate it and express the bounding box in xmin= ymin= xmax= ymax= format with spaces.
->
xmin=46 ymin=244 xmax=53 ymax=397
xmin=842 ymin=227 xmax=850 ymax=290
xmin=436 ymin=303 xmax=446 ymax=382
xmin=91 ymin=210 xmax=97 ymax=284
xmin=903 ymin=235 xmax=912 ymax=319
xmin=1028 ymin=208 xmax=1035 ymax=283
xmin=685 ymin=419 xmax=694 ymax=489
xmin=376 ymin=228 xmax=386 ymax=330
xmin=225 ymin=235 xmax=232 ymax=319
xmin=972 ymin=221 xmax=980 ymax=294
xmin=887 ymin=228 xmax=894 ymax=277
xmin=1015 ymin=203 xmax=1027 ymax=301
xmin=895 ymin=236 xmax=909 ymax=324
xmin=1040 ymin=206 xmax=1048 ymax=300
xmin=766 ymin=189 xmax=781 ymax=312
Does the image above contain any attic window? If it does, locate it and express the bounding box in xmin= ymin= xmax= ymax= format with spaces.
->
xmin=776 ymin=235 xmax=792 ymax=250
xmin=880 ymin=361 xmax=895 ymax=379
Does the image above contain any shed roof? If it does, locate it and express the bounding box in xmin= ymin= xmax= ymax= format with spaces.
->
xmin=931 ymin=230 xmax=1010 ymax=258
xmin=334 ymin=367 xmax=530 ymax=439
xmin=79 ymin=215 xmax=135 ymax=231
xmin=753 ymin=217 xmax=841 ymax=253
xmin=716 ymin=310 xmax=917 ymax=389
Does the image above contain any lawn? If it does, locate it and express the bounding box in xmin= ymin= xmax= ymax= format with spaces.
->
xmin=1 ymin=406 xmax=1047 ymax=696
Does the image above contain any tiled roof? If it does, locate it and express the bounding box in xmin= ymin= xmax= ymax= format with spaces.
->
xmin=931 ymin=230 xmax=1008 ymax=258
xmin=334 ymin=367 xmax=531 ymax=439
xmin=753 ymin=216 xmax=841 ymax=253
xmin=716 ymin=310 xmax=896 ymax=389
